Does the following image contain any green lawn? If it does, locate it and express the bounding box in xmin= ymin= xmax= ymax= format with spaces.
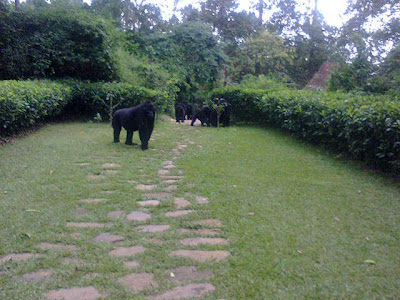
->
xmin=0 ymin=119 xmax=399 ymax=299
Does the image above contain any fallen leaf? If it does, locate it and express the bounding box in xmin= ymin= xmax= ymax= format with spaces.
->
xmin=170 ymin=272 xmax=175 ymax=278
xmin=364 ymin=260 xmax=376 ymax=265
xmin=26 ymin=209 xmax=39 ymax=213
xmin=365 ymin=237 xmax=370 ymax=241
xmin=21 ymin=232 xmax=31 ymax=239
xmin=357 ymin=190 xmax=362 ymax=194
xmin=248 ymin=212 xmax=255 ymax=216
xmin=335 ymin=217 xmax=340 ymax=221
xmin=50 ymin=170 xmax=54 ymax=175
xmin=297 ymin=249 xmax=303 ymax=254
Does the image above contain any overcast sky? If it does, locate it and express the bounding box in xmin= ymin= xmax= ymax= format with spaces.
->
xmin=144 ymin=0 xmax=349 ymax=27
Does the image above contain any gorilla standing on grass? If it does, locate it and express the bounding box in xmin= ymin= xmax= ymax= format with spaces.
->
xmin=112 ymin=100 xmax=155 ymax=150
xmin=175 ymin=104 xmax=186 ymax=123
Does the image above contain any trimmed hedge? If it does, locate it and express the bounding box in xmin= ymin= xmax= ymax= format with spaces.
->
xmin=0 ymin=80 xmax=72 ymax=134
xmin=211 ymin=87 xmax=400 ymax=172
xmin=0 ymin=80 xmax=172 ymax=135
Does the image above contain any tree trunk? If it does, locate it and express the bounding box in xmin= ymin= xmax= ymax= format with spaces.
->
xmin=15 ymin=0 xmax=20 ymax=10
xmin=258 ymin=0 xmax=263 ymax=25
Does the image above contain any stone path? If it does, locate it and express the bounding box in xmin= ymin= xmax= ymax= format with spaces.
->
xmin=1 ymin=126 xmax=230 ymax=299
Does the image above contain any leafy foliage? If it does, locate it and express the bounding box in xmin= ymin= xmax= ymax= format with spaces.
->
xmin=211 ymin=86 xmax=400 ymax=172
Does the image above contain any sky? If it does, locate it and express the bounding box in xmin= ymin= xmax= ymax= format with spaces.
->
xmin=146 ymin=0 xmax=349 ymax=27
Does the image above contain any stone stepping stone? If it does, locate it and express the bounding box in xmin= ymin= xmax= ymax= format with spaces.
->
xmin=136 ymin=184 xmax=157 ymax=191
xmin=76 ymin=163 xmax=91 ymax=167
xmin=102 ymin=163 xmax=121 ymax=169
xmin=107 ymin=210 xmax=124 ymax=218
xmin=123 ymin=260 xmax=141 ymax=269
xmin=79 ymin=198 xmax=108 ymax=204
xmin=100 ymin=190 xmax=118 ymax=195
xmin=165 ymin=266 xmax=213 ymax=283
xmin=162 ymin=161 xmax=174 ymax=166
xmin=164 ymin=185 xmax=178 ymax=192
xmin=118 ymin=273 xmax=158 ymax=291
xmin=165 ymin=210 xmax=194 ymax=218
xmin=137 ymin=200 xmax=160 ymax=207
xmin=0 ymin=253 xmax=43 ymax=264
xmin=177 ymin=229 xmax=221 ymax=236
xmin=192 ymin=219 xmax=223 ymax=228
xmin=196 ymin=196 xmax=209 ymax=205
xmin=163 ymin=180 xmax=180 ymax=184
xmin=87 ymin=175 xmax=106 ymax=180
xmin=127 ymin=211 xmax=151 ymax=222
xmin=137 ymin=225 xmax=170 ymax=233
xmin=109 ymin=246 xmax=147 ymax=257
xmin=170 ymin=250 xmax=230 ymax=262
xmin=158 ymin=170 xmax=170 ymax=175
xmin=147 ymin=283 xmax=215 ymax=300
xmin=44 ymin=286 xmax=102 ymax=300
xmin=160 ymin=176 xmax=184 ymax=180
xmin=66 ymin=222 xmax=108 ymax=228
xmin=180 ymin=238 xmax=229 ymax=246
xmin=36 ymin=243 xmax=78 ymax=251
xmin=164 ymin=165 xmax=175 ymax=169
xmin=21 ymin=268 xmax=54 ymax=282
xmin=94 ymin=233 xmax=125 ymax=243
xmin=174 ymin=197 xmax=191 ymax=209
xmin=146 ymin=193 xmax=170 ymax=199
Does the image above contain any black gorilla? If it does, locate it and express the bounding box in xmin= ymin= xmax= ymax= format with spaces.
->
xmin=185 ymin=104 xmax=194 ymax=120
xmin=112 ymin=100 xmax=155 ymax=150
xmin=191 ymin=106 xmax=213 ymax=126
xmin=175 ymin=104 xmax=186 ymax=123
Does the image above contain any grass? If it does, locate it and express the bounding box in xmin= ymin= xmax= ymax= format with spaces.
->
xmin=0 ymin=119 xmax=399 ymax=299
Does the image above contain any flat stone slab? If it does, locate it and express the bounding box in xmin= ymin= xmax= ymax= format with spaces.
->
xmin=146 ymin=193 xmax=170 ymax=199
xmin=44 ymin=286 xmax=102 ymax=300
xmin=147 ymin=283 xmax=215 ymax=300
xmin=170 ymin=250 xmax=230 ymax=262
xmin=137 ymin=225 xmax=170 ymax=233
xmin=107 ymin=210 xmax=124 ymax=218
xmin=165 ymin=210 xmax=194 ymax=218
xmin=136 ymin=184 xmax=157 ymax=191
xmin=137 ymin=200 xmax=160 ymax=207
xmin=109 ymin=246 xmax=147 ymax=257
xmin=66 ymin=222 xmax=108 ymax=228
xmin=79 ymin=198 xmax=108 ymax=204
xmin=21 ymin=268 xmax=54 ymax=282
xmin=100 ymin=190 xmax=118 ymax=194
xmin=163 ymin=180 xmax=180 ymax=184
xmin=163 ymin=165 xmax=175 ymax=169
xmin=127 ymin=211 xmax=151 ymax=222
xmin=94 ymin=233 xmax=125 ymax=243
xmin=36 ymin=243 xmax=78 ymax=251
xmin=123 ymin=260 xmax=141 ymax=269
xmin=196 ymin=196 xmax=209 ymax=205
xmin=158 ymin=170 xmax=170 ymax=175
xmin=0 ymin=253 xmax=43 ymax=264
xmin=177 ymin=229 xmax=221 ymax=236
xmin=119 ymin=273 xmax=158 ymax=291
xmin=174 ymin=197 xmax=191 ymax=209
xmin=165 ymin=266 xmax=213 ymax=283
xmin=160 ymin=176 xmax=185 ymax=180
xmin=192 ymin=219 xmax=222 ymax=228
xmin=87 ymin=175 xmax=106 ymax=180
xmin=76 ymin=163 xmax=91 ymax=167
xmin=102 ymin=163 xmax=121 ymax=169
xmin=180 ymin=238 xmax=229 ymax=246
xmin=164 ymin=185 xmax=178 ymax=192
xmin=162 ymin=161 xmax=174 ymax=166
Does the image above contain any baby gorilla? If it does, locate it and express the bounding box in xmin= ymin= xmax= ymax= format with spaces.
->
xmin=175 ymin=104 xmax=186 ymax=123
xmin=112 ymin=100 xmax=155 ymax=150
xmin=191 ymin=106 xmax=213 ymax=126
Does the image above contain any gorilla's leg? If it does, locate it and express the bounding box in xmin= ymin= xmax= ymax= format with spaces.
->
xmin=190 ymin=116 xmax=197 ymax=126
xmin=139 ymin=128 xmax=149 ymax=150
xmin=125 ymin=130 xmax=134 ymax=145
xmin=113 ymin=124 xmax=121 ymax=143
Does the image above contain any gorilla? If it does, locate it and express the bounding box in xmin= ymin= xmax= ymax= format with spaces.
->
xmin=191 ymin=106 xmax=213 ymax=126
xmin=112 ymin=100 xmax=155 ymax=150
xmin=175 ymin=104 xmax=186 ymax=123
xmin=185 ymin=103 xmax=194 ymax=120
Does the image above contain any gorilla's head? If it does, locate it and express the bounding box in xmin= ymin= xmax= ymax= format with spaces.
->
xmin=143 ymin=100 xmax=155 ymax=120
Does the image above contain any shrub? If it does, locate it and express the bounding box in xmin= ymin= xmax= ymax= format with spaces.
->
xmin=0 ymin=80 xmax=72 ymax=134
xmin=211 ymin=87 xmax=400 ymax=172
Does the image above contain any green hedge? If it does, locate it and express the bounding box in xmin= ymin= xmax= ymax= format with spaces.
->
xmin=0 ymin=80 xmax=172 ymax=135
xmin=0 ymin=80 xmax=72 ymax=134
xmin=211 ymin=87 xmax=400 ymax=172
xmin=69 ymin=81 xmax=171 ymax=120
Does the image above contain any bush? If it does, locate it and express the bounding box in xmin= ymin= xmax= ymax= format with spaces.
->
xmin=0 ymin=80 xmax=72 ymax=134
xmin=69 ymin=81 xmax=171 ymax=120
xmin=0 ymin=8 xmax=116 ymax=81
xmin=211 ymin=87 xmax=400 ymax=172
